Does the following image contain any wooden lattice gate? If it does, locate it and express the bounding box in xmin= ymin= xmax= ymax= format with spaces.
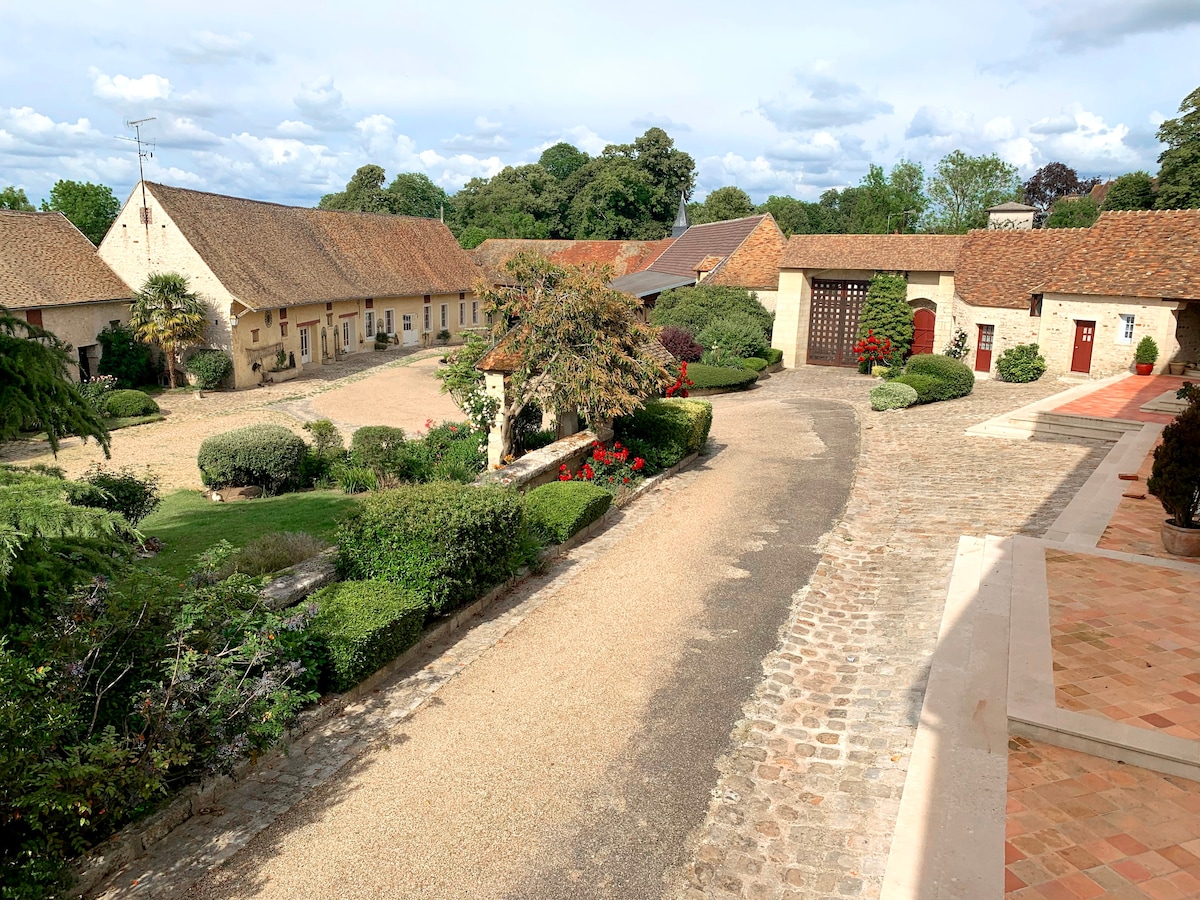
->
xmin=807 ymin=279 xmax=868 ymax=366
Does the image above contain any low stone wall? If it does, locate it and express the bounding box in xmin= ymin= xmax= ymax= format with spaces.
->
xmin=475 ymin=429 xmax=598 ymax=491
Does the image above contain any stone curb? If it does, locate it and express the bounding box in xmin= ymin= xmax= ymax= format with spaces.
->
xmin=73 ymin=449 xmax=702 ymax=895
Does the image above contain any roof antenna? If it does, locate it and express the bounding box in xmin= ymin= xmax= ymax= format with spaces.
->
xmin=118 ymin=117 xmax=157 ymax=242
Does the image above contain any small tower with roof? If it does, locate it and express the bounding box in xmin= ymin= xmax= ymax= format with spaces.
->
xmin=671 ymin=192 xmax=690 ymax=238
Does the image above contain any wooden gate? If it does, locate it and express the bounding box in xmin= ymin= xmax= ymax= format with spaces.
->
xmin=912 ymin=308 xmax=936 ymax=356
xmin=1071 ymin=321 xmax=1095 ymax=373
xmin=807 ymin=279 xmax=868 ymax=366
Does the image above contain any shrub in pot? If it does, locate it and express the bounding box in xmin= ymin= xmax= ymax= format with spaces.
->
xmin=1147 ymin=400 xmax=1200 ymax=555
xmin=1135 ymin=335 xmax=1159 ymax=375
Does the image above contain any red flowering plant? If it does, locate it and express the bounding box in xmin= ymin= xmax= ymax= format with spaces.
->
xmin=559 ymin=441 xmax=646 ymax=496
xmin=665 ymin=361 xmax=694 ymax=398
xmin=852 ymin=329 xmax=895 ymax=371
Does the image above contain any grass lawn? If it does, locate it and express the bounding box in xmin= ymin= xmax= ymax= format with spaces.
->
xmin=138 ymin=489 xmax=361 ymax=581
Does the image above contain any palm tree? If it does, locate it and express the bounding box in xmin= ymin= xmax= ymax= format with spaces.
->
xmin=129 ymin=272 xmax=208 ymax=388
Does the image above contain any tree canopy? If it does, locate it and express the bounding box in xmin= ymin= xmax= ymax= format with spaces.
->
xmin=318 ymin=164 xmax=393 ymax=213
xmin=1022 ymin=162 xmax=1100 ymax=221
xmin=1155 ymin=85 xmax=1200 ymax=210
xmin=388 ymin=172 xmax=450 ymax=218
xmin=1101 ymin=171 xmax=1156 ymax=211
xmin=538 ymin=142 xmax=590 ymax=181
xmin=688 ymin=186 xmax=755 ymax=224
xmin=0 ymin=187 xmax=35 ymax=211
xmin=927 ymin=151 xmax=1021 ymax=233
xmin=40 ymin=180 xmax=120 ymax=245
xmin=1045 ymin=196 xmax=1099 ymax=229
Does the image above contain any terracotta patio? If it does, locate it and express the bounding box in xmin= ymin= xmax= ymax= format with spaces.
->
xmin=1054 ymin=374 xmax=1187 ymax=425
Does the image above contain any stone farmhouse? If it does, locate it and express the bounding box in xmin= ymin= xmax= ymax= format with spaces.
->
xmin=774 ymin=209 xmax=1200 ymax=378
xmin=0 ymin=209 xmax=133 ymax=381
xmin=99 ymin=182 xmax=484 ymax=390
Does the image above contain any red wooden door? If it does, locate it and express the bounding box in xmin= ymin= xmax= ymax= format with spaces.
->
xmin=975 ymin=324 xmax=994 ymax=373
xmin=912 ymin=308 xmax=935 ymax=356
xmin=1071 ymin=321 xmax=1096 ymax=373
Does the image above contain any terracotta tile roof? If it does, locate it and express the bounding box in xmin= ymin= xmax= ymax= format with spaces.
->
xmin=1040 ymin=210 xmax=1200 ymax=300
xmin=0 ymin=210 xmax=132 ymax=309
xmin=955 ymin=228 xmax=1088 ymax=309
xmin=647 ymin=215 xmax=770 ymax=279
xmin=145 ymin=182 xmax=482 ymax=310
xmin=704 ymin=216 xmax=787 ymax=290
xmin=696 ymin=255 xmax=724 ymax=272
xmin=469 ymin=239 xmax=673 ymax=284
xmin=781 ymin=234 xmax=965 ymax=273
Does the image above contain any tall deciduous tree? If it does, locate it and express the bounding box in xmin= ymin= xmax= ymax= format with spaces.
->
xmin=40 ymin=180 xmax=120 ymax=245
xmin=452 ymin=164 xmax=566 ymax=243
xmin=927 ymin=151 xmax=1021 ymax=233
xmin=1101 ymin=171 xmax=1156 ymax=211
xmin=849 ymin=161 xmax=928 ymax=233
xmin=478 ymin=252 xmax=670 ymax=458
xmin=388 ymin=172 xmax=449 ymax=219
xmin=0 ymin=307 xmax=109 ymax=455
xmin=1155 ymin=85 xmax=1200 ymax=210
xmin=688 ymin=186 xmax=755 ymax=224
xmin=318 ymin=164 xmax=392 ymax=213
xmin=1023 ymin=162 xmax=1100 ymax=222
xmin=0 ymin=187 xmax=35 ymax=211
xmin=1045 ymin=196 xmax=1099 ymax=229
xmin=756 ymin=195 xmax=843 ymax=236
xmin=129 ymin=273 xmax=209 ymax=389
xmin=538 ymin=142 xmax=590 ymax=181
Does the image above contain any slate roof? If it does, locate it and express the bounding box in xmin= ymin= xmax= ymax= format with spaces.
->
xmin=646 ymin=215 xmax=769 ymax=278
xmin=470 ymin=239 xmax=673 ymax=284
xmin=607 ymin=270 xmax=695 ymax=298
xmin=780 ymin=234 xmax=965 ymax=273
xmin=0 ymin=210 xmax=132 ymax=309
xmin=1040 ymin=210 xmax=1200 ymax=300
xmin=143 ymin=182 xmax=482 ymax=310
xmin=954 ymin=228 xmax=1088 ymax=309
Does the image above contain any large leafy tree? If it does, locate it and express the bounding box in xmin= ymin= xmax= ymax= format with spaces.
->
xmin=452 ymin=164 xmax=566 ymax=243
xmin=318 ymin=164 xmax=392 ymax=213
xmin=927 ymin=151 xmax=1021 ymax=233
xmin=538 ymin=142 xmax=590 ymax=181
xmin=756 ymin=195 xmax=842 ymax=236
xmin=1102 ymin=171 xmax=1156 ymax=211
xmin=688 ymin=186 xmax=755 ymax=224
xmin=1046 ymin=196 xmax=1099 ymax=229
xmin=848 ymin=161 xmax=928 ymax=233
xmin=129 ymin=273 xmax=209 ymax=389
xmin=1022 ymin=163 xmax=1100 ymax=223
xmin=478 ymin=252 xmax=670 ymax=458
xmin=0 ymin=187 xmax=35 ymax=211
xmin=388 ymin=172 xmax=449 ymax=219
xmin=40 ymin=180 xmax=120 ymax=245
xmin=1156 ymin=85 xmax=1200 ymax=210
xmin=0 ymin=307 xmax=110 ymax=455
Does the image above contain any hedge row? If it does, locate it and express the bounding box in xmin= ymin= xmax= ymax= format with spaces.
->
xmin=309 ymin=580 xmax=427 ymax=692
xmin=686 ymin=363 xmax=758 ymax=390
xmin=615 ymin=397 xmax=713 ymax=472
xmin=904 ymin=354 xmax=974 ymax=401
xmin=524 ymin=481 xmax=612 ymax=544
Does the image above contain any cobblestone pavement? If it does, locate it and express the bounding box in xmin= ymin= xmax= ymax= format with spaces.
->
xmin=674 ymin=368 xmax=1109 ymax=900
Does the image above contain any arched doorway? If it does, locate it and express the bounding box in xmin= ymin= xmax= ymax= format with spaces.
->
xmin=912 ymin=307 xmax=936 ymax=356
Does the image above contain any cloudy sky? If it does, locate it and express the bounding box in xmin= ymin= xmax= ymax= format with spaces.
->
xmin=2 ymin=0 xmax=1198 ymax=208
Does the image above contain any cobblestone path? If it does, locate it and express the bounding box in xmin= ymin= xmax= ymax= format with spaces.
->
xmin=674 ymin=368 xmax=1108 ymax=899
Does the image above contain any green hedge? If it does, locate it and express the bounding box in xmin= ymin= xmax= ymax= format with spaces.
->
xmin=890 ymin=373 xmax=942 ymax=404
xmin=615 ymin=397 xmax=713 ymax=472
xmin=309 ymin=580 xmax=427 ymax=692
xmin=185 ymin=350 xmax=233 ymax=390
xmin=740 ymin=357 xmax=769 ymax=372
xmin=870 ymin=382 xmax=919 ymax=411
xmin=904 ymin=354 xmax=975 ymax=400
xmin=197 ymin=424 xmax=307 ymax=494
xmin=524 ymin=481 xmax=612 ymax=544
xmin=350 ymin=426 xmax=407 ymax=476
xmin=104 ymin=389 xmax=159 ymax=418
xmin=762 ymin=348 xmax=783 ymax=366
xmin=686 ymin=363 xmax=758 ymax=390
xmin=336 ymin=483 xmax=528 ymax=614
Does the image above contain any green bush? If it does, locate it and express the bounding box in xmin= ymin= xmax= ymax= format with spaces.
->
xmin=650 ymin=285 xmax=773 ymax=338
xmin=78 ymin=464 xmax=161 ymax=526
xmin=335 ymin=464 xmax=378 ymax=494
xmin=1149 ymin=402 xmax=1200 ymax=528
xmin=697 ymin=312 xmax=770 ymax=360
xmin=97 ymin=323 xmax=157 ymax=388
xmin=614 ymin=398 xmax=713 ymax=472
xmin=856 ymin=274 xmax=913 ymax=371
xmin=104 ymin=389 xmax=159 ymax=418
xmin=220 ymin=531 xmax=327 ymax=578
xmin=699 ymin=346 xmax=745 ymax=369
xmin=740 ymin=357 xmax=769 ymax=372
xmin=185 ymin=350 xmax=233 ymax=390
xmin=336 ymin=483 xmax=530 ymax=614
xmin=524 ymin=481 xmax=612 ymax=544
xmin=309 ymin=580 xmax=428 ymax=692
xmin=350 ymin=426 xmax=407 ymax=476
xmin=905 ymin=354 xmax=975 ymax=400
xmin=197 ymin=424 xmax=307 ymax=494
xmin=996 ymin=343 xmax=1048 ymax=383
xmin=762 ymin=348 xmax=783 ymax=366
xmin=522 ymin=429 xmax=558 ymax=453
xmin=890 ymin=373 xmax=942 ymax=404
xmin=870 ymin=382 xmax=919 ymax=411
xmin=685 ymin=363 xmax=758 ymax=390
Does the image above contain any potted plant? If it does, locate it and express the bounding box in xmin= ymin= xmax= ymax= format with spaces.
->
xmin=1147 ymin=398 xmax=1200 ymax=556
xmin=1134 ymin=335 xmax=1159 ymax=375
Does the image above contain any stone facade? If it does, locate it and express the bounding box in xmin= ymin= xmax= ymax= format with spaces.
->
xmin=31 ymin=300 xmax=131 ymax=381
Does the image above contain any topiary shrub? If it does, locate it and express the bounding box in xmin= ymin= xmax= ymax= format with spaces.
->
xmin=856 ymin=274 xmax=913 ymax=372
xmin=740 ymin=357 xmax=769 ymax=372
xmin=1135 ymin=335 xmax=1159 ymax=366
xmin=685 ymin=363 xmax=758 ymax=391
xmin=77 ymin=464 xmax=161 ymax=526
xmin=996 ymin=343 xmax=1047 ymax=383
xmin=104 ymin=389 xmax=160 ymax=418
xmin=524 ymin=481 xmax=612 ymax=544
xmin=870 ymin=382 xmax=919 ymax=411
xmin=309 ymin=580 xmax=428 ymax=692
xmin=185 ymin=350 xmax=234 ymax=390
xmin=197 ymin=424 xmax=307 ymax=494
xmin=905 ymin=354 xmax=975 ymax=400
xmin=1148 ymin=403 xmax=1200 ymax=529
xmin=697 ymin=312 xmax=770 ymax=361
xmin=762 ymin=348 xmax=783 ymax=366
xmin=890 ymin=373 xmax=942 ymax=404
xmin=336 ymin=483 xmax=529 ymax=614
xmin=658 ymin=326 xmax=703 ymax=362
xmin=614 ymin=398 xmax=713 ymax=471
xmin=350 ymin=426 xmax=407 ymax=476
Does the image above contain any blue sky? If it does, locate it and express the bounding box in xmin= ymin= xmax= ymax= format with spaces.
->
xmin=2 ymin=0 xmax=1198 ymax=208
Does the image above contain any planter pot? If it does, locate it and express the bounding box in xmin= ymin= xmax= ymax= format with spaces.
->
xmin=1135 ymin=362 xmax=1154 ymax=376
xmin=265 ymin=367 xmax=300 ymax=384
xmin=1161 ymin=520 xmax=1200 ymax=557
xmin=1169 ymin=362 xmax=1187 ymax=375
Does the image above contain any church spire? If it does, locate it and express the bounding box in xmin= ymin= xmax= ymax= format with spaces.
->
xmin=671 ymin=191 xmax=689 ymax=238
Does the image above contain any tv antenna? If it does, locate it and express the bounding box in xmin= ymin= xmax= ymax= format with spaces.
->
xmin=118 ymin=117 xmax=156 ymax=231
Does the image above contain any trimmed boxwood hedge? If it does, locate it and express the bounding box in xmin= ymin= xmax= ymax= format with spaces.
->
xmin=686 ymin=363 xmax=758 ymax=390
xmin=904 ymin=354 xmax=975 ymax=400
xmin=615 ymin=397 xmax=713 ymax=471
xmin=524 ymin=481 xmax=612 ymax=544
xmin=104 ymin=389 xmax=160 ymax=418
xmin=335 ymin=482 xmax=528 ymax=614
xmin=309 ymin=580 xmax=427 ymax=692
xmin=197 ymin=424 xmax=307 ymax=493
xmin=762 ymin=348 xmax=783 ymax=366
xmin=740 ymin=357 xmax=769 ymax=372
xmin=890 ymin=373 xmax=942 ymax=404
xmin=185 ymin=350 xmax=233 ymax=390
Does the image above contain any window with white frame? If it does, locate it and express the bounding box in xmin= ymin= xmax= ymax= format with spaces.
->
xmin=364 ymin=310 xmax=375 ymax=338
xmin=423 ymin=304 xmax=431 ymax=332
xmin=1118 ymin=314 xmax=1135 ymax=344
xmin=440 ymin=303 xmax=448 ymax=329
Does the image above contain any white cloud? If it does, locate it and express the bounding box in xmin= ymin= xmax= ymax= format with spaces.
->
xmin=350 ymin=114 xmax=503 ymax=189
xmin=277 ymin=120 xmax=317 ymax=137
xmin=760 ymin=70 xmax=893 ymax=132
xmin=294 ymin=77 xmax=349 ymax=128
xmin=533 ymin=125 xmax=610 ymax=157
xmin=698 ymin=152 xmax=807 ymax=198
xmin=0 ymin=107 xmax=99 ymax=157
xmin=171 ymin=30 xmax=271 ymax=65
xmin=90 ymin=69 xmax=172 ymax=104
